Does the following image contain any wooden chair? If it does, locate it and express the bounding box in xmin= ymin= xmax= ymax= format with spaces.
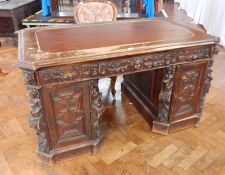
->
xmin=73 ymin=0 xmax=118 ymax=97
xmin=73 ymin=0 xmax=117 ymax=23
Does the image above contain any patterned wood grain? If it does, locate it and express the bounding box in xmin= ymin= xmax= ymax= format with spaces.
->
xmin=178 ymin=146 xmax=208 ymax=170
xmin=147 ymin=144 xmax=179 ymax=167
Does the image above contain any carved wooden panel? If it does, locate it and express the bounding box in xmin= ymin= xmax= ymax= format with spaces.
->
xmin=169 ymin=61 xmax=208 ymax=122
xmin=42 ymin=81 xmax=92 ymax=148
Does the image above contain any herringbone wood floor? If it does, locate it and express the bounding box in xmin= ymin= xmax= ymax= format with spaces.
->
xmin=0 ymin=2 xmax=225 ymax=175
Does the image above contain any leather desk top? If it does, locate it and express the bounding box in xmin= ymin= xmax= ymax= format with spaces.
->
xmin=18 ymin=19 xmax=217 ymax=70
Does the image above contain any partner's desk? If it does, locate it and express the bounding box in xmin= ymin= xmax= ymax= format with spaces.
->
xmin=18 ymin=19 xmax=219 ymax=165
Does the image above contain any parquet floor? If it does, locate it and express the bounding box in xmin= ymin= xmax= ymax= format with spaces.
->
xmin=0 ymin=2 xmax=225 ymax=175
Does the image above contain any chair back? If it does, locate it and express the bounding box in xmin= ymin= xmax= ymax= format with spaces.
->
xmin=73 ymin=0 xmax=117 ymax=23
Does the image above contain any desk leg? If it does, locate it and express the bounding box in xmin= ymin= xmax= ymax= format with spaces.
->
xmin=122 ymin=61 xmax=211 ymax=135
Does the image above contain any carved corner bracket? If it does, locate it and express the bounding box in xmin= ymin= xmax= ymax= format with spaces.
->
xmin=23 ymin=70 xmax=51 ymax=155
xmin=23 ymin=69 xmax=36 ymax=85
xmin=157 ymin=66 xmax=176 ymax=122
xmin=90 ymin=79 xmax=104 ymax=140
xmin=198 ymin=58 xmax=214 ymax=115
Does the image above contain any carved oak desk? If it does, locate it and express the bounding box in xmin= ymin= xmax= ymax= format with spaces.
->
xmin=17 ymin=19 xmax=218 ymax=165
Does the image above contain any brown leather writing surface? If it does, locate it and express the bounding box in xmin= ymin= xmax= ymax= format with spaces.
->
xmin=36 ymin=20 xmax=194 ymax=53
xmin=18 ymin=19 xmax=216 ymax=70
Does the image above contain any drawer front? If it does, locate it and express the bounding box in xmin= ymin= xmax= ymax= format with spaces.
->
xmin=41 ymin=81 xmax=91 ymax=149
xmin=169 ymin=61 xmax=208 ymax=122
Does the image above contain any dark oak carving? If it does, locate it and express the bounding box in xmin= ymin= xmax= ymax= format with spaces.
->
xmin=23 ymin=69 xmax=36 ymax=85
xmin=175 ymin=70 xmax=199 ymax=115
xmin=169 ymin=61 xmax=208 ymax=122
xmin=52 ymin=89 xmax=85 ymax=144
xmin=22 ymin=46 xmax=216 ymax=162
xmin=198 ymin=58 xmax=214 ymax=115
xmin=157 ymin=66 xmax=176 ymax=122
xmin=38 ymin=47 xmax=211 ymax=85
xmin=122 ymin=61 xmax=209 ymax=135
xmin=27 ymin=85 xmax=51 ymax=154
xmin=198 ymin=46 xmax=219 ymax=115
xmin=18 ymin=19 xmax=218 ymax=163
xmin=213 ymin=46 xmax=220 ymax=55
xmin=23 ymin=69 xmax=51 ymax=154
xmin=90 ymin=79 xmax=104 ymax=140
xmin=42 ymin=81 xmax=92 ymax=149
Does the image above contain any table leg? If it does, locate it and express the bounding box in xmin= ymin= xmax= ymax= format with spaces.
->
xmin=110 ymin=76 xmax=117 ymax=97
xmin=24 ymin=69 xmax=104 ymax=165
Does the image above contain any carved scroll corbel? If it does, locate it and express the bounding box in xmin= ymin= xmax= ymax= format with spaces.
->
xmin=23 ymin=70 xmax=50 ymax=154
xmin=90 ymin=79 xmax=104 ymax=140
xmin=157 ymin=66 xmax=176 ymax=122
xmin=198 ymin=50 xmax=217 ymax=115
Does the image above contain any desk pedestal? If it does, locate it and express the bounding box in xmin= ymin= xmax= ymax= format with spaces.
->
xmin=122 ymin=60 xmax=211 ymax=135
xmin=24 ymin=74 xmax=103 ymax=165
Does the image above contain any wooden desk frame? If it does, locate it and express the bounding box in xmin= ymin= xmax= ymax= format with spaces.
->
xmin=18 ymin=19 xmax=219 ymax=165
xmin=21 ymin=45 xmax=218 ymax=165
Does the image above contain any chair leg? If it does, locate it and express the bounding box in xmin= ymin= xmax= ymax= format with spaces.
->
xmin=110 ymin=76 xmax=117 ymax=97
xmin=0 ymin=68 xmax=8 ymax=77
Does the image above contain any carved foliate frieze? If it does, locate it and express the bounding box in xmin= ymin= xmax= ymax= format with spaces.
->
xmin=27 ymin=85 xmax=50 ymax=154
xmin=157 ymin=66 xmax=176 ymax=122
xmin=90 ymin=79 xmax=104 ymax=139
xmin=198 ymin=58 xmax=214 ymax=115
xmin=38 ymin=47 xmax=211 ymax=84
